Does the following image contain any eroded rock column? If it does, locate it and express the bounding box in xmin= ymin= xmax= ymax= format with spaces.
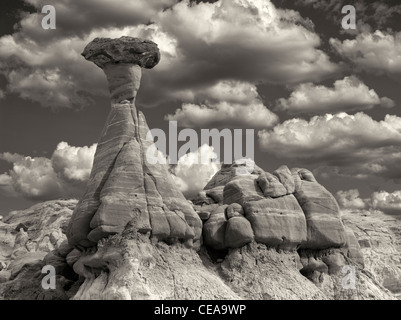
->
xmin=67 ymin=37 xmax=201 ymax=249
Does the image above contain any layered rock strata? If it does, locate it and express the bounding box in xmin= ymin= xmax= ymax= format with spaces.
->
xmin=193 ymin=161 xmax=362 ymax=278
xmin=67 ymin=37 xmax=202 ymax=249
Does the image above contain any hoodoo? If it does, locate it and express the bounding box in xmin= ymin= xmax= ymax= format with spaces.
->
xmin=67 ymin=36 xmax=202 ymax=249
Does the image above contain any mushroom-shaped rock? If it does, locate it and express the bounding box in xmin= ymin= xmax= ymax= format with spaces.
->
xmin=82 ymin=37 xmax=160 ymax=69
xmin=82 ymin=36 xmax=160 ymax=103
xmin=67 ymin=37 xmax=201 ymax=249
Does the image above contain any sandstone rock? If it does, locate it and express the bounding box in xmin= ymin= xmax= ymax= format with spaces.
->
xmin=36 ymin=235 xmax=54 ymax=252
xmin=66 ymin=249 xmax=82 ymax=267
xmin=321 ymin=251 xmax=346 ymax=275
xmin=8 ymin=252 xmax=47 ymax=280
xmin=204 ymin=165 xmax=237 ymax=190
xmin=300 ymin=256 xmax=329 ymax=275
xmin=0 ymin=200 xmax=75 ymax=262
xmin=256 ymin=172 xmax=287 ymax=197
xmin=273 ymin=165 xmax=295 ymax=194
xmin=224 ymin=216 xmax=254 ymax=248
xmin=292 ymin=171 xmax=347 ymax=249
xmin=292 ymin=168 xmax=317 ymax=183
xmin=204 ymin=162 xmax=265 ymax=190
xmin=192 ymin=191 xmax=215 ymax=205
xmin=341 ymin=209 xmax=401 ymax=296
xmin=43 ymin=251 xmax=68 ymax=274
xmin=205 ymin=186 xmax=224 ymax=203
xmin=202 ymin=205 xmax=228 ymax=250
xmin=71 ymin=230 xmax=240 ymax=300
xmin=56 ymin=240 xmax=74 ymax=258
xmin=243 ymin=195 xmax=307 ymax=250
xmin=344 ymin=227 xmax=364 ymax=267
xmin=82 ymin=37 xmax=160 ymax=69
xmin=67 ymin=37 xmax=201 ymax=249
xmin=226 ymin=203 xmax=244 ymax=219
xmin=0 ymin=271 xmax=11 ymax=284
xmin=194 ymin=203 xmax=219 ymax=221
xmin=14 ymin=228 xmax=29 ymax=249
xmin=223 ymin=175 xmax=264 ymax=206
xmin=0 ymin=199 xmax=397 ymax=300
xmin=0 ymin=222 xmax=15 ymax=260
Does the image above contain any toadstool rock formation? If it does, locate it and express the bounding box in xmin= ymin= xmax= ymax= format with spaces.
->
xmin=1 ymin=36 xmax=398 ymax=301
xmin=67 ymin=37 xmax=202 ymax=249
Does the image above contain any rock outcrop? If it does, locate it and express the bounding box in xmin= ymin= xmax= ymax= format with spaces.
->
xmin=0 ymin=200 xmax=81 ymax=299
xmin=195 ymin=162 xmax=349 ymax=253
xmin=192 ymin=161 xmax=369 ymax=289
xmin=0 ymin=36 xmax=398 ymax=301
xmin=1 ymin=200 xmax=396 ymax=300
xmin=342 ymin=209 xmax=401 ymax=298
xmin=292 ymin=168 xmax=347 ymax=249
xmin=67 ymin=37 xmax=202 ymax=249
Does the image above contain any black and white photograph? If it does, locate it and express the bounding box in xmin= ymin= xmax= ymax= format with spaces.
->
xmin=0 ymin=0 xmax=400 ymax=304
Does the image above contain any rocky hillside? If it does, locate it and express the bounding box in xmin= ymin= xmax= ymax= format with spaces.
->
xmin=0 ymin=198 xmax=397 ymax=300
xmin=341 ymin=209 xmax=401 ymax=298
xmin=0 ymin=36 xmax=398 ymax=300
xmin=0 ymin=200 xmax=81 ymax=299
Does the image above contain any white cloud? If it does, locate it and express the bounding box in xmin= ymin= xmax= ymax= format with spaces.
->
xmin=336 ymin=189 xmax=401 ymax=215
xmin=258 ymin=112 xmax=401 ymax=179
xmin=0 ymin=0 xmax=339 ymax=110
xmin=166 ymin=81 xmax=279 ymax=128
xmin=51 ymin=142 xmax=96 ymax=182
xmin=330 ymin=31 xmax=401 ymax=77
xmin=22 ymin=0 xmax=178 ymax=38
xmin=276 ymin=76 xmax=395 ymax=114
xmin=0 ymin=142 xmax=96 ymax=201
xmin=151 ymin=0 xmax=337 ymax=83
xmin=371 ymin=190 xmax=401 ymax=215
xmin=0 ymin=25 xmax=154 ymax=109
xmin=336 ymin=189 xmax=367 ymax=210
xmin=170 ymin=144 xmax=221 ymax=197
xmin=0 ymin=154 xmax=62 ymax=200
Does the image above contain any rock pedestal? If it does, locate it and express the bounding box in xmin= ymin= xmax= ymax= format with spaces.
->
xmin=67 ymin=37 xmax=201 ymax=248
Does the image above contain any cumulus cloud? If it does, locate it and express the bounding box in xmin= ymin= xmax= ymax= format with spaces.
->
xmin=137 ymin=0 xmax=338 ymax=107
xmin=170 ymin=144 xmax=221 ymax=197
xmin=258 ymin=112 xmax=401 ymax=180
xmin=0 ymin=142 xmax=96 ymax=201
xmin=0 ymin=25 xmax=150 ymax=109
xmin=51 ymin=142 xmax=96 ymax=182
xmin=22 ymin=0 xmax=177 ymax=38
xmin=166 ymin=81 xmax=279 ymax=127
xmin=0 ymin=90 xmax=4 ymax=99
xmin=276 ymin=76 xmax=395 ymax=114
xmin=0 ymin=0 xmax=339 ymax=110
xmin=371 ymin=190 xmax=401 ymax=215
xmin=337 ymin=189 xmax=401 ymax=215
xmin=336 ymin=189 xmax=367 ymax=210
xmin=330 ymin=31 xmax=401 ymax=78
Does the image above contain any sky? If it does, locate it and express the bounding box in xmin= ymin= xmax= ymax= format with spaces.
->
xmin=0 ymin=0 xmax=401 ymax=216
